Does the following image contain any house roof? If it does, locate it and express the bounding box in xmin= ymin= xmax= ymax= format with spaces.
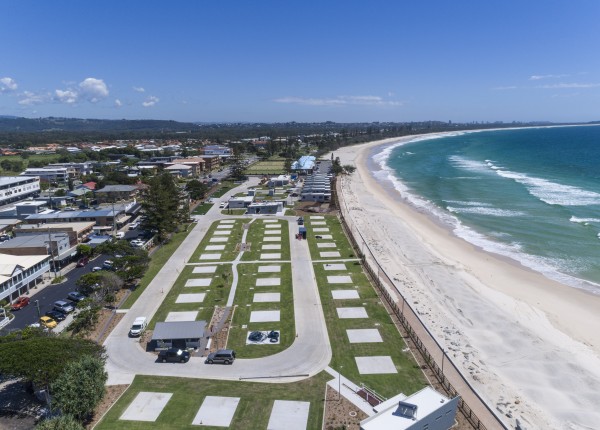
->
xmin=0 ymin=253 xmax=49 ymax=284
xmin=165 ymin=164 xmax=192 ymax=170
xmin=95 ymin=185 xmax=137 ymax=193
xmin=152 ymin=321 xmax=207 ymax=340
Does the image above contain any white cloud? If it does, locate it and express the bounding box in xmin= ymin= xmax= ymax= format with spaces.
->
xmin=529 ymin=74 xmax=568 ymax=81
xmin=54 ymin=89 xmax=78 ymax=104
xmin=142 ymin=96 xmax=159 ymax=107
xmin=78 ymin=77 xmax=109 ymax=102
xmin=133 ymin=86 xmax=145 ymax=93
xmin=0 ymin=77 xmax=18 ymax=93
xmin=18 ymin=91 xmax=49 ymax=105
xmin=274 ymin=95 xmax=401 ymax=107
xmin=538 ymin=82 xmax=600 ymax=89
xmin=114 ymin=98 xmax=123 ymax=107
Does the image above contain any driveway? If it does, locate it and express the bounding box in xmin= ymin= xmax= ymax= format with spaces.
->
xmin=104 ymin=178 xmax=332 ymax=384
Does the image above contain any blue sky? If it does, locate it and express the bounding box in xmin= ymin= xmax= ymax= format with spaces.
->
xmin=1 ymin=1 xmax=599 ymax=123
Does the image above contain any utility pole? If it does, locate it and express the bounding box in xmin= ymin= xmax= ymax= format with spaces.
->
xmin=34 ymin=300 xmax=41 ymax=318
xmin=46 ymin=226 xmax=57 ymax=279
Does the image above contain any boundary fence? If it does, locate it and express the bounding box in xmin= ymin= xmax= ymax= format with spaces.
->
xmin=334 ymin=177 xmax=508 ymax=430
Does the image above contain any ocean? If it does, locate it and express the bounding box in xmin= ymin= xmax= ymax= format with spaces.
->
xmin=371 ymin=125 xmax=600 ymax=294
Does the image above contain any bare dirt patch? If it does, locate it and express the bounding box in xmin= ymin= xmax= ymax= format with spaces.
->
xmin=86 ymin=384 xmax=129 ymax=429
xmin=323 ymin=386 xmax=368 ymax=430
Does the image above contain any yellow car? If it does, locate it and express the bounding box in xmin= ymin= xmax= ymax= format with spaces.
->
xmin=39 ymin=316 xmax=57 ymax=329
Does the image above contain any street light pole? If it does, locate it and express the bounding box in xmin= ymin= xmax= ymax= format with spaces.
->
xmin=34 ymin=300 xmax=41 ymax=318
xmin=338 ymin=365 xmax=343 ymax=402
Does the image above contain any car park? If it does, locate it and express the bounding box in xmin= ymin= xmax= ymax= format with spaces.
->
xmin=11 ymin=296 xmax=30 ymax=311
xmin=205 ymin=349 xmax=236 ymax=364
xmin=67 ymin=291 xmax=86 ymax=302
xmin=158 ymin=348 xmax=190 ymax=363
xmin=45 ymin=310 xmax=66 ymax=322
xmin=53 ymin=300 xmax=74 ymax=314
xmin=39 ymin=316 xmax=57 ymax=329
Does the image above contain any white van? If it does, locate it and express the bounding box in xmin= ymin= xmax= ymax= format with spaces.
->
xmin=129 ymin=317 xmax=147 ymax=337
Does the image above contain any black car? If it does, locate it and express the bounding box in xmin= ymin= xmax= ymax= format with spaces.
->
xmin=45 ymin=310 xmax=66 ymax=322
xmin=158 ymin=348 xmax=190 ymax=363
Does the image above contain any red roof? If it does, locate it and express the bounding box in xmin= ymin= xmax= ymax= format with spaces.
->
xmin=82 ymin=181 xmax=97 ymax=190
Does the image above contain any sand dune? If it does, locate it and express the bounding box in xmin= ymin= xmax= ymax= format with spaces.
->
xmin=331 ymin=136 xmax=600 ymax=429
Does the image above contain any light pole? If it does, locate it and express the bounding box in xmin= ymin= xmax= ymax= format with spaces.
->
xmin=338 ymin=365 xmax=343 ymax=402
xmin=34 ymin=300 xmax=41 ymax=318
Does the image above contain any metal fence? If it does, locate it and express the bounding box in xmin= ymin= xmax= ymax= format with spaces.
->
xmin=334 ymin=177 xmax=508 ymax=430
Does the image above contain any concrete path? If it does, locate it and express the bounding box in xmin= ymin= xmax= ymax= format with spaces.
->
xmin=104 ymin=178 xmax=332 ymax=384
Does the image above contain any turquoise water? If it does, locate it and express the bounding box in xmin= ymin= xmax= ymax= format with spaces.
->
xmin=372 ymin=125 xmax=600 ymax=294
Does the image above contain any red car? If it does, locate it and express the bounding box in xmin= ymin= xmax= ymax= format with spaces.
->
xmin=11 ymin=296 xmax=30 ymax=310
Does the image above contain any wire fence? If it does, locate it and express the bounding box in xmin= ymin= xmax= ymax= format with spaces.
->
xmin=334 ymin=177 xmax=508 ymax=430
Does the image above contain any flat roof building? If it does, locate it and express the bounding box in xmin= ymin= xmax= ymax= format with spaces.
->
xmin=0 ymin=176 xmax=40 ymax=206
xmin=0 ymin=253 xmax=50 ymax=302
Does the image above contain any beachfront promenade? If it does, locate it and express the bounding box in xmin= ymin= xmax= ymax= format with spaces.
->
xmin=104 ymin=179 xmax=332 ymax=385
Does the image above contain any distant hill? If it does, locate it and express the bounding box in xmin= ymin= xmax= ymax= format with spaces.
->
xmin=0 ymin=116 xmax=199 ymax=133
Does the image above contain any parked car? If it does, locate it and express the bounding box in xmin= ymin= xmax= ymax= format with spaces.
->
xmin=67 ymin=291 xmax=86 ymax=302
xmin=115 ymin=232 xmax=126 ymax=239
xmin=39 ymin=316 xmax=57 ymax=329
xmin=128 ymin=221 xmax=140 ymax=230
xmin=129 ymin=316 xmax=147 ymax=337
xmin=11 ymin=296 xmax=30 ymax=311
xmin=91 ymin=266 xmax=102 ymax=272
xmin=103 ymin=260 xmax=114 ymax=270
xmin=158 ymin=348 xmax=190 ymax=363
xmin=76 ymin=257 xmax=89 ymax=267
xmin=205 ymin=349 xmax=236 ymax=365
xmin=45 ymin=310 xmax=66 ymax=322
xmin=219 ymin=202 xmax=226 ymax=208
xmin=53 ymin=300 xmax=74 ymax=314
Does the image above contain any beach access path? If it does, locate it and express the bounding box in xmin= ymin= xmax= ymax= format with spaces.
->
xmin=103 ymin=177 xmax=332 ymax=385
xmin=330 ymin=135 xmax=600 ymax=430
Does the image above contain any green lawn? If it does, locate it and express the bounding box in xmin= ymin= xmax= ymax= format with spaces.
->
xmin=304 ymin=215 xmax=356 ymax=260
xmin=244 ymin=159 xmax=286 ymax=175
xmin=191 ymin=203 xmax=213 ymax=215
xmin=121 ymin=226 xmax=194 ymax=309
xmin=96 ymin=372 xmax=330 ymax=430
xmin=241 ymin=220 xmax=291 ymax=261
xmin=227 ymin=263 xmax=294 ymax=358
xmin=189 ymin=220 xmax=244 ymax=263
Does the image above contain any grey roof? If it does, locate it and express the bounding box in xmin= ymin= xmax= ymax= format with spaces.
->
xmin=25 ymin=208 xmax=119 ymax=221
xmin=0 ymin=233 xmax=68 ymax=248
xmin=152 ymin=321 xmax=207 ymax=340
xmin=95 ymin=185 xmax=137 ymax=193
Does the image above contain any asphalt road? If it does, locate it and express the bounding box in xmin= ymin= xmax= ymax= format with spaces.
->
xmin=6 ymin=254 xmax=111 ymax=330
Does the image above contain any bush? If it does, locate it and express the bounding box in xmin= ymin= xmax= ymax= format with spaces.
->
xmin=35 ymin=414 xmax=85 ymax=430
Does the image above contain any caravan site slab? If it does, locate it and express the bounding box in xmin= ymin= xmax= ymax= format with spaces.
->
xmin=310 ymin=221 xmax=326 ymax=225
xmin=250 ymin=310 xmax=280 ymax=322
xmin=263 ymin=219 xmax=278 ymax=223
xmin=336 ymin=307 xmax=368 ymax=319
xmin=313 ymin=228 xmax=329 ymax=232
xmin=199 ymin=253 xmax=222 ymax=260
xmin=258 ymin=265 xmax=281 ymax=273
xmin=165 ymin=311 xmax=198 ymax=322
xmin=265 ymin=230 xmax=281 ymax=235
xmin=347 ymin=329 xmax=383 ymax=343
xmin=176 ymin=293 xmax=206 ymax=304
xmin=265 ymin=224 xmax=281 ymax=229
xmin=209 ymin=237 xmax=229 ymax=243
xmin=220 ymin=219 xmax=236 ymax=224
xmin=267 ymin=400 xmax=311 ymax=430
xmin=213 ymin=230 xmax=232 ymax=236
xmin=319 ymin=251 xmax=341 ymax=258
xmin=264 ymin=236 xmax=281 ymax=242
xmin=327 ymin=275 xmax=352 ymax=284
xmin=216 ymin=224 xmax=234 ymax=229
xmin=120 ymin=392 xmax=173 ymax=422
xmin=192 ymin=396 xmax=240 ymax=426
xmin=316 ymin=234 xmax=333 ymax=239
xmin=256 ymin=278 xmax=281 ymax=287
xmin=185 ymin=278 xmax=212 ymax=287
xmin=331 ymin=290 xmax=359 ymax=300
xmin=317 ymin=242 xmax=336 ymax=248
xmin=193 ymin=266 xmax=217 ymax=274
xmin=310 ymin=215 xmax=324 ymax=219
xmin=324 ymin=263 xmax=346 ymax=271
xmin=260 ymin=253 xmax=281 ymax=260
xmin=205 ymin=245 xmax=226 ymax=251
xmin=262 ymin=244 xmax=281 ymax=250
xmin=355 ymin=356 xmax=397 ymax=374
xmin=253 ymin=292 xmax=281 ymax=303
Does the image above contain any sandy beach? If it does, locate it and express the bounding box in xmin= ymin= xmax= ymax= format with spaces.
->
xmin=332 ymin=135 xmax=600 ymax=429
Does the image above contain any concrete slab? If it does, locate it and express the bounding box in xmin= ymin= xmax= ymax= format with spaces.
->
xmin=220 ymin=220 xmax=236 ymax=224
xmin=324 ymin=263 xmax=346 ymax=271
xmin=209 ymin=237 xmax=229 ymax=243
xmin=346 ymin=329 xmax=383 ymax=343
xmin=261 ymin=244 xmax=281 ymax=250
xmin=317 ymin=234 xmax=333 ymax=239
xmin=327 ymin=275 xmax=352 ymax=284
xmin=310 ymin=221 xmax=326 ymax=225
xmin=216 ymin=225 xmax=234 ymax=229
xmin=258 ymin=265 xmax=281 ymax=273
xmin=263 ymin=219 xmax=278 ymax=223
xmin=199 ymin=253 xmax=221 ymax=260
xmin=355 ymin=356 xmax=397 ymax=374
xmin=120 ymin=392 xmax=173 ymax=422
xmin=264 ymin=236 xmax=281 ymax=242
xmin=246 ymin=330 xmax=280 ymax=345
xmin=253 ymin=293 xmax=281 ymax=303
xmin=331 ymin=290 xmax=360 ymax=300
xmin=310 ymin=216 xmax=325 ymax=219
xmin=205 ymin=245 xmax=226 ymax=251
xmin=317 ymin=242 xmax=336 ymax=248
xmin=250 ymin=310 xmax=280 ymax=322
xmin=336 ymin=307 xmax=368 ymax=319
xmin=186 ymin=278 xmax=212 ymax=287
xmin=192 ymin=396 xmax=240 ymax=427
xmin=265 ymin=224 xmax=281 ymax=229
xmin=256 ymin=278 xmax=280 ymax=286
xmin=213 ymin=230 xmax=232 ymax=236
xmin=260 ymin=253 xmax=281 ymax=260
xmin=267 ymin=400 xmax=310 ymax=430
xmin=265 ymin=230 xmax=281 ymax=235
xmin=320 ymin=251 xmax=341 ymax=258
xmin=313 ymin=228 xmax=330 ymax=232
xmin=176 ymin=293 xmax=206 ymax=303
xmin=193 ymin=266 xmax=217 ymax=274
xmin=165 ymin=311 xmax=198 ymax=322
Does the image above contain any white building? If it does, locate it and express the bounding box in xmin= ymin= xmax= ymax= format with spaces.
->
xmin=360 ymin=387 xmax=459 ymax=430
xmin=0 ymin=253 xmax=51 ymax=302
xmin=0 ymin=177 xmax=41 ymax=206
xmin=21 ymin=167 xmax=69 ymax=184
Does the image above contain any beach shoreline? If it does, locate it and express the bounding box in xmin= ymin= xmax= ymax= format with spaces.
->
xmin=331 ymin=133 xmax=600 ymax=429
